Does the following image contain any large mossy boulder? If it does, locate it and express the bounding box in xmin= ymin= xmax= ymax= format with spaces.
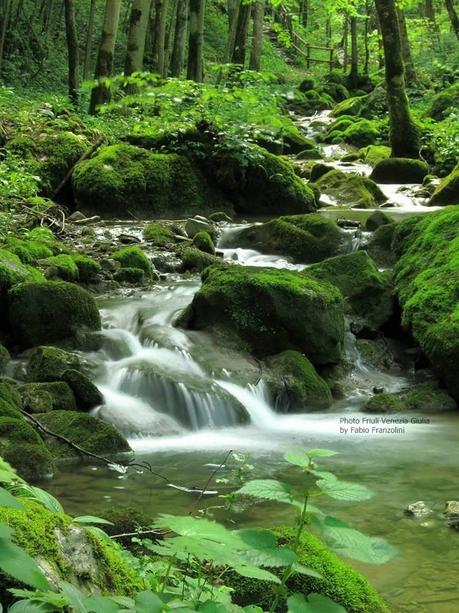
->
xmin=21 ymin=381 xmax=77 ymax=413
xmin=0 ymin=249 xmax=45 ymax=322
xmin=234 ymin=214 xmax=348 ymax=264
xmin=36 ymin=411 xmax=130 ymax=458
xmin=0 ymin=416 xmax=54 ymax=480
xmin=428 ymin=161 xmax=459 ymax=206
xmin=367 ymin=223 xmax=397 ymax=267
xmin=0 ymin=380 xmax=23 ymax=417
xmin=393 ymin=207 xmax=459 ymax=399
xmin=363 ymin=383 xmax=457 ymax=413
xmin=332 ymin=95 xmax=367 ymax=117
xmin=178 ymin=266 xmax=344 ymax=364
xmin=342 ymin=119 xmax=380 ymax=147
xmin=308 ymin=251 xmax=393 ymax=334
xmin=370 ymin=158 xmax=429 ymax=184
xmin=316 ymin=169 xmax=386 ymax=208
xmin=8 ymin=281 xmax=101 ymax=349
xmin=425 ymin=83 xmax=459 ymax=121
xmin=227 ymin=526 xmax=389 ymax=612
xmin=112 ymin=246 xmax=153 ymax=275
xmin=265 ymin=350 xmax=332 ymax=410
xmin=26 ymin=346 xmax=83 ymax=382
xmin=73 ymin=144 xmax=230 ymax=219
xmin=0 ymin=500 xmax=144 ymax=596
xmin=180 ymin=246 xmax=225 ymax=273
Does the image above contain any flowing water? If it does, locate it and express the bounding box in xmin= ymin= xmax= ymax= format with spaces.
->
xmin=45 ymin=114 xmax=459 ymax=612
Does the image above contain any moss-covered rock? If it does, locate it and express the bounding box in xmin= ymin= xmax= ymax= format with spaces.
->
xmin=192 ymin=231 xmax=215 ymax=255
xmin=21 ymin=381 xmax=77 ymax=413
xmin=0 ymin=344 xmax=10 ymax=372
xmin=0 ymin=249 xmax=45 ymax=324
xmin=8 ymin=281 xmax=101 ymax=349
xmin=308 ymin=251 xmax=393 ymax=333
xmin=235 ymin=214 xmax=347 ymax=264
xmin=181 ymin=247 xmax=225 ymax=273
xmin=73 ymin=144 xmax=230 ymax=219
xmin=72 ymin=255 xmax=101 ymax=282
xmin=310 ymin=163 xmax=334 ymax=182
xmin=143 ymin=222 xmax=177 ymax=245
xmin=317 ymin=169 xmax=387 ymax=208
xmin=425 ymin=83 xmax=459 ymax=121
xmin=393 ymin=207 xmax=459 ymax=399
xmin=114 ymin=267 xmax=145 ymax=284
xmin=0 ymin=380 xmax=22 ymax=417
xmin=365 ymin=210 xmax=393 ymax=231
xmin=367 ymin=223 xmax=396 ymax=267
xmin=36 ymin=411 xmax=130 ymax=458
xmin=265 ymin=350 xmax=332 ymax=410
xmin=5 ymin=238 xmax=53 ymax=264
xmin=358 ymin=145 xmax=391 ymax=167
xmin=43 ymin=254 xmax=79 ymax=281
xmin=370 ymin=158 xmax=429 ymax=184
xmin=228 ymin=526 xmax=389 ymax=612
xmin=283 ymin=130 xmax=318 ymax=155
xmin=332 ymin=95 xmax=367 ymax=117
xmin=27 ymin=346 xmax=83 ymax=383
xmin=0 ymin=500 xmax=144 ymax=596
xmin=363 ymin=383 xmax=457 ymax=413
xmin=428 ymin=161 xmax=459 ymax=206
xmin=112 ymin=246 xmax=152 ymax=275
xmin=342 ymin=119 xmax=380 ymax=147
xmin=178 ymin=266 xmax=344 ymax=364
xmin=0 ymin=416 xmax=54 ymax=479
xmin=62 ymin=369 xmax=103 ymax=411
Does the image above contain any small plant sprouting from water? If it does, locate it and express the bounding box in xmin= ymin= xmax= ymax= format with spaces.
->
xmin=0 ymin=449 xmax=397 ymax=612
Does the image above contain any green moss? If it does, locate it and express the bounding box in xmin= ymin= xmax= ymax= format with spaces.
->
xmin=367 ymin=223 xmax=396 ymax=267
xmin=9 ymin=281 xmax=101 ymax=349
xmin=342 ymin=119 xmax=380 ymax=147
xmin=26 ymin=227 xmax=56 ymax=242
xmin=363 ymin=383 xmax=456 ymax=413
xmin=332 ymin=95 xmax=367 ymax=117
xmin=44 ymin=254 xmax=79 ymax=281
xmin=0 ymin=416 xmax=54 ymax=479
xmin=0 ymin=345 xmax=11 ymax=372
xmin=299 ymin=78 xmax=315 ymax=92
xmin=365 ymin=211 xmax=393 ymax=232
xmin=114 ymin=267 xmax=145 ymax=284
xmin=62 ymin=369 xmax=103 ymax=410
xmin=265 ymin=350 xmax=332 ymax=410
xmin=370 ymin=158 xmax=429 ymax=184
xmin=283 ymin=130 xmax=317 ymax=155
xmin=192 ymin=231 xmax=215 ymax=255
xmin=308 ymin=251 xmax=393 ymax=333
xmin=5 ymin=238 xmax=53 ymax=263
xmin=112 ymin=246 xmax=152 ymax=275
xmin=317 ymin=169 xmax=387 ymax=208
xmin=236 ymin=214 xmax=345 ymax=264
xmin=310 ymin=163 xmax=334 ymax=182
xmin=0 ymin=380 xmax=21 ymax=415
xmin=0 ymin=248 xmax=45 ymax=299
xmin=72 ymin=254 xmax=101 ymax=282
xmin=359 ymin=145 xmax=391 ymax=167
xmin=179 ymin=265 xmax=344 ymax=364
xmin=36 ymin=410 xmax=130 ymax=458
xmin=181 ymin=247 xmax=225 ymax=273
xmin=73 ymin=144 xmax=228 ymax=218
xmin=425 ymin=83 xmax=459 ymax=121
xmin=429 ymin=160 xmax=459 ymax=206
xmin=27 ymin=346 xmax=82 ymax=383
xmin=143 ymin=222 xmax=176 ymax=246
xmin=393 ymin=207 xmax=459 ymax=399
xmin=327 ymin=117 xmax=355 ymax=133
xmin=21 ymin=382 xmax=77 ymax=413
xmin=228 ymin=526 xmax=389 ymax=612
xmin=321 ymin=82 xmax=350 ymax=102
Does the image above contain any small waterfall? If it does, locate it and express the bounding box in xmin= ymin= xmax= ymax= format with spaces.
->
xmin=216 ymin=380 xmax=279 ymax=429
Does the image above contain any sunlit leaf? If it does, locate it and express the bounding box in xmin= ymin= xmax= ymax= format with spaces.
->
xmin=135 ymin=590 xmax=163 ymax=613
xmin=0 ymin=487 xmax=24 ymax=510
xmin=0 ymin=532 xmax=50 ymax=590
xmin=236 ymin=479 xmax=293 ymax=504
xmin=287 ymin=592 xmax=347 ymax=612
xmin=284 ymin=449 xmax=310 ymax=468
xmin=84 ymin=595 xmax=120 ymax=613
xmin=317 ymin=479 xmax=373 ymax=501
xmin=306 ymin=449 xmax=338 ymax=458
xmin=74 ymin=515 xmax=114 ymax=526
xmin=233 ymin=565 xmax=280 ymax=583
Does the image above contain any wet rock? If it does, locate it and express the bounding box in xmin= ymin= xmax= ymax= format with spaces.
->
xmin=404 ymin=501 xmax=433 ymax=518
xmin=310 ymin=162 xmax=334 ymax=182
xmin=444 ymin=501 xmax=459 ymax=530
xmin=316 ymin=169 xmax=387 ymax=209
xmin=185 ymin=217 xmax=215 ymax=239
xmin=428 ymin=161 xmax=459 ymax=206
xmin=152 ymin=252 xmax=182 ymax=273
xmin=209 ymin=211 xmax=233 ymax=223
xmin=26 ymin=346 xmax=83 ymax=383
xmin=67 ymin=211 xmax=86 ymax=222
xmin=367 ymin=223 xmax=396 ymax=267
xmin=370 ymin=158 xmax=429 ymax=184
xmin=100 ymin=258 xmax=120 ymax=272
xmin=0 ymin=344 xmax=11 ymax=373
xmin=62 ymin=369 xmax=103 ymax=411
xmin=363 ymin=383 xmax=457 ymax=413
xmin=365 ymin=211 xmax=393 ymax=232
xmin=356 ymin=338 xmax=395 ymax=371
xmin=118 ymin=233 xmax=141 ymax=244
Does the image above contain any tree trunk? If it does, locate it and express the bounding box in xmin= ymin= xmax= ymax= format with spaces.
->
xmin=187 ymin=0 xmax=205 ymax=81
xmin=363 ymin=0 xmax=370 ymax=74
xmin=374 ymin=0 xmax=419 ymax=158
xmin=249 ymin=0 xmax=264 ymax=70
xmin=152 ymin=0 xmax=169 ymax=75
xmin=299 ymin=0 xmax=308 ymax=28
xmin=125 ymin=0 xmax=152 ymax=75
xmin=343 ymin=14 xmax=348 ymax=72
xmin=64 ymin=0 xmax=79 ymax=106
xmin=396 ymin=6 xmax=416 ymax=85
xmin=0 ymin=0 xmax=12 ymax=77
xmin=424 ymin=0 xmax=435 ymax=21
xmin=349 ymin=15 xmax=358 ymax=87
xmin=83 ymin=0 xmax=97 ymax=79
xmin=232 ymin=1 xmax=251 ymax=65
xmin=445 ymin=0 xmax=459 ymax=39
xmin=164 ymin=0 xmax=179 ymax=74
xmin=225 ymin=0 xmax=240 ymax=62
xmin=170 ymin=0 xmax=188 ymax=76
xmin=89 ymin=0 xmax=122 ymax=114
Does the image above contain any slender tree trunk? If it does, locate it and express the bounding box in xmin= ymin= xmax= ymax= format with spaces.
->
xmin=343 ymin=14 xmax=348 ymax=72
xmin=349 ymin=15 xmax=358 ymax=87
xmin=374 ymin=0 xmax=420 ymax=158
xmin=225 ymin=0 xmax=240 ymax=62
xmin=125 ymin=0 xmax=152 ymax=75
xmin=164 ymin=0 xmax=179 ymax=74
xmin=64 ymin=0 xmax=79 ymax=106
xmin=424 ymin=0 xmax=435 ymax=21
xmin=0 ymin=0 xmax=12 ymax=77
xmin=83 ymin=0 xmax=97 ymax=79
xmin=152 ymin=0 xmax=169 ymax=75
xmin=396 ymin=6 xmax=416 ymax=84
xmin=187 ymin=0 xmax=205 ymax=81
xmin=363 ymin=0 xmax=370 ymax=74
xmin=89 ymin=0 xmax=122 ymax=114
xmin=445 ymin=0 xmax=459 ymax=39
xmin=249 ymin=0 xmax=264 ymax=70
xmin=43 ymin=0 xmax=55 ymax=34
xmin=299 ymin=0 xmax=308 ymax=27
xmin=170 ymin=0 xmax=188 ymax=76
xmin=232 ymin=1 xmax=251 ymax=65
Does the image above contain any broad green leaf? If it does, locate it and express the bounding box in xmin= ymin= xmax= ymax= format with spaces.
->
xmin=60 ymin=581 xmax=88 ymax=612
xmin=236 ymin=479 xmax=293 ymax=504
xmin=8 ymin=588 xmax=68 ymax=608
xmin=74 ymin=515 xmax=114 ymax=526
xmin=0 ymin=469 xmax=16 ymax=484
xmin=8 ymin=602 xmax=55 ymax=613
xmin=284 ymin=449 xmax=309 ymax=468
xmin=233 ymin=565 xmax=281 ymax=583
xmin=12 ymin=485 xmax=64 ymax=513
xmin=291 ymin=563 xmax=323 ymax=579
xmin=135 ymin=591 xmax=163 ymax=613
xmin=0 ymin=536 xmax=50 ymax=590
xmin=287 ymin=592 xmax=347 ymax=612
xmin=155 ymin=515 xmax=236 ymax=544
xmin=0 ymin=487 xmax=24 ymax=510
xmin=317 ymin=479 xmax=373 ymax=502
xmin=306 ymin=449 xmax=338 ymax=458
xmin=84 ymin=595 xmax=120 ymax=613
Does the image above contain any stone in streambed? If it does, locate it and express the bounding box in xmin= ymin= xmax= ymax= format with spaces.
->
xmin=26 ymin=346 xmax=83 ymax=383
xmin=365 ymin=211 xmax=393 ymax=232
xmin=428 ymin=161 xmax=459 ymax=206
xmin=363 ymin=383 xmax=457 ymax=413
xmin=178 ymin=266 xmax=344 ymax=365
xmin=180 ymin=247 xmax=225 ymax=273
xmin=366 ymin=223 xmax=396 ymax=267
xmin=316 ymin=169 xmax=386 ymax=208
xmin=61 ymin=369 xmax=103 ymax=411
xmin=20 ymin=381 xmax=77 ymax=413
xmin=370 ymin=158 xmax=429 ymax=184
xmin=404 ymin=501 xmax=433 ymax=518
xmin=0 ymin=416 xmax=54 ymax=480
xmin=192 ymin=231 xmax=216 ymax=254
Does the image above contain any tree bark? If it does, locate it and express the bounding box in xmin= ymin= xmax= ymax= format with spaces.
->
xmin=374 ymin=0 xmax=420 ymax=158
xmin=187 ymin=0 xmax=205 ymax=81
xmin=83 ymin=0 xmax=97 ymax=79
xmin=396 ymin=6 xmax=416 ymax=85
xmin=348 ymin=15 xmax=358 ymax=87
xmin=89 ymin=0 xmax=122 ymax=114
xmin=249 ymin=0 xmax=264 ymax=71
xmin=424 ymin=0 xmax=436 ymax=21
xmin=152 ymin=0 xmax=169 ymax=75
xmin=232 ymin=1 xmax=251 ymax=65
xmin=64 ymin=0 xmax=79 ymax=106
xmin=299 ymin=0 xmax=308 ymax=28
xmin=225 ymin=0 xmax=240 ymax=62
xmin=363 ymin=0 xmax=370 ymax=74
xmin=0 ymin=0 xmax=12 ymax=77
xmin=164 ymin=0 xmax=179 ymax=74
xmin=170 ymin=0 xmax=189 ymax=76
xmin=445 ymin=0 xmax=459 ymax=39
xmin=125 ymin=0 xmax=152 ymax=75
xmin=343 ymin=14 xmax=348 ymax=72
